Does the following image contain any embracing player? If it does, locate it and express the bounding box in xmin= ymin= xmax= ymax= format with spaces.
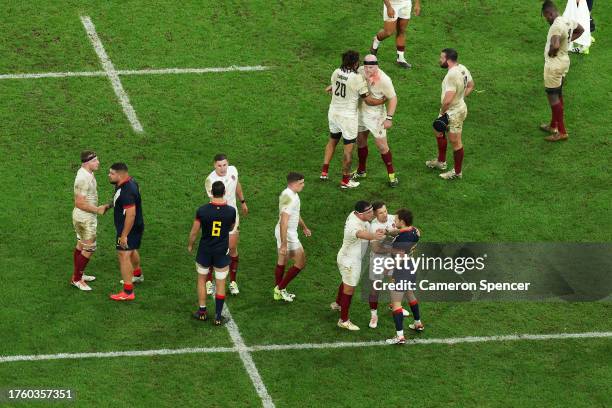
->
xmin=370 ymin=0 xmax=422 ymax=68
xmin=205 ymin=154 xmax=248 ymax=295
xmin=320 ymin=50 xmax=386 ymax=188
xmin=385 ymin=209 xmax=424 ymax=345
xmin=273 ymin=172 xmax=311 ymax=302
xmin=188 ymin=181 xmax=236 ymax=326
xmin=540 ymin=1 xmax=584 ymax=142
xmin=426 ymin=48 xmax=474 ymax=180
xmin=331 ymin=201 xmax=385 ymax=331
xmin=71 ymin=150 xmax=109 ymax=291
xmin=353 ymin=55 xmax=399 ymax=187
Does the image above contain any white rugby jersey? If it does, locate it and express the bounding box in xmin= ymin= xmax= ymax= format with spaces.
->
xmin=205 ymin=165 xmax=239 ymax=209
xmin=337 ymin=212 xmax=369 ymax=262
xmin=73 ymin=167 xmax=98 ymax=222
xmin=358 ymin=66 xmax=396 ymax=116
xmin=277 ymin=187 xmax=300 ymax=231
xmin=329 ymin=68 xmax=369 ymax=118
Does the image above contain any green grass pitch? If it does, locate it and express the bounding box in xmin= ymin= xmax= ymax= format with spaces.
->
xmin=0 ymin=1 xmax=610 ymax=407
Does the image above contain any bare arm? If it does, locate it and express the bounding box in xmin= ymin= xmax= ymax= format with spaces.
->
xmin=75 ymin=194 xmax=107 ymax=215
xmin=363 ymin=94 xmax=387 ymax=106
xmin=571 ymin=23 xmax=584 ymax=41
xmin=279 ymin=212 xmax=289 ymax=255
xmin=299 ymin=217 xmax=311 ymax=237
xmin=464 ymin=80 xmax=475 ymax=97
xmin=413 ymin=0 xmax=421 ymax=16
xmin=121 ymin=207 xmax=136 ymax=239
xmin=236 ymin=181 xmax=248 ymax=215
xmin=187 ymin=219 xmax=201 ymax=252
xmin=548 ymin=35 xmax=561 ymax=57
xmin=440 ymin=90 xmax=456 ymax=114
xmin=357 ymin=228 xmax=385 ymax=241
xmin=386 ymin=96 xmax=398 ymax=116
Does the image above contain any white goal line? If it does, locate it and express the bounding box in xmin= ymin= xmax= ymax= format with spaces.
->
xmin=2 ymin=331 xmax=610 ymax=364
xmin=0 ymin=66 xmax=271 ymax=80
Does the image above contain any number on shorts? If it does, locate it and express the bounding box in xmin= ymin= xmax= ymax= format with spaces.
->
xmin=211 ymin=221 xmax=221 ymax=237
xmin=334 ymin=81 xmax=346 ymax=98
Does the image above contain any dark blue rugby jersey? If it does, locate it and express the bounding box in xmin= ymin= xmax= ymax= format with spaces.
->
xmin=393 ymin=227 xmax=420 ymax=273
xmin=196 ymin=203 xmax=236 ymax=253
xmin=113 ymin=177 xmax=144 ymax=234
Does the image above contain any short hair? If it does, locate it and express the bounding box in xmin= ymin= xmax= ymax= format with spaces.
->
xmin=211 ymin=181 xmax=225 ymax=198
xmin=396 ymin=208 xmax=413 ymax=226
xmin=110 ymin=162 xmax=128 ymax=172
xmin=341 ymin=50 xmax=360 ymax=73
xmin=287 ymin=172 xmax=304 ymax=184
xmin=542 ymin=0 xmax=557 ymax=13
xmin=442 ymin=48 xmax=458 ymax=62
xmin=213 ymin=153 xmax=227 ymax=163
xmin=372 ymin=201 xmax=386 ymax=212
xmin=354 ymin=200 xmax=372 ymax=213
xmin=80 ymin=150 xmax=97 ymax=163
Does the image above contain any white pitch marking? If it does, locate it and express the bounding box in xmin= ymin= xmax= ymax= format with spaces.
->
xmin=249 ymin=331 xmax=612 ymax=352
xmin=0 ymin=66 xmax=271 ymax=80
xmin=80 ymin=16 xmax=144 ymax=133
xmin=0 ymin=346 xmax=236 ymax=363
xmin=1 ymin=331 xmax=609 ymax=365
xmin=223 ymin=306 xmax=276 ymax=408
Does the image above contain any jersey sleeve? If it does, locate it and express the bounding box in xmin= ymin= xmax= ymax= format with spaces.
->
xmin=204 ymin=176 xmax=213 ymax=199
xmin=122 ymin=186 xmax=137 ymax=209
xmin=74 ymin=175 xmax=88 ymax=196
xmin=229 ymin=166 xmax=238 ymax=179
xmin=381 ymin=77 xmax=397 ymax=99
xmin=444 ymin=72 xmax=460 ymax=93
xmin=550 ymin=20 xmax=566 ymax=37
xmin=351 ymin=74 xmax=369 ymax=96
xmin=279 ymin=192 xmax=294 ymax=215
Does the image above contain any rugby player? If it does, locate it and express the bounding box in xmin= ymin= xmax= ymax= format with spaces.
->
xmin=320 ymin=50 xmax=387 ymax=188
xmin=274 ymin=172 xmax=311 ymax=302
xmin=384 ymin=209 xmax=424 ymax=345
xmin=370 ymin=0 xmax=422 ymax=68
xmin=426 ymin=48 xmax=474 ymax=180
xmin=540 ymin=1 xmax=584 ymax=142
xmin=332 ymin=201 xmax=385 ymax=331
xmin=108 ymin=163 xmax=144 ymax=301
xmin=71 ymin=150 xmax=109 ymax=291
xmin=204 ymin=154 xmax=248 ymax=295
xmin=188 ymin=181 xmax=236 ymax=325
xmin=353 ymin=55 xmax=399 ymax=187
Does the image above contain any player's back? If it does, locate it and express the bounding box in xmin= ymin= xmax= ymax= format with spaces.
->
xmin=197 ymin=203 xmax=236 ymax=253
xmin=545 ymin=16 xmax=576 ymax=66
xmin=442 ymin=64 xmax=472 ymax=113
xmin=329 ymin=68 xmax=368 ymax=117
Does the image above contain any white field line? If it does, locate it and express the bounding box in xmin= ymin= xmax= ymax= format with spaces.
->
xmin=224 ymin=306 xmax=275 ymax=408
xmin=1 ymin=331 xmax=609 ymax=364
xmin=0 ymin=66 xmax=271 ymax=80
xmin=80 ymin=16 xmax=144 ymax=133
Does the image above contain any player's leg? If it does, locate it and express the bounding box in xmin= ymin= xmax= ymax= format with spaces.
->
xmin=353 ymin=130 xmax=369 ymax=178
xmin=368 ymin=279 xmax=380 ymax=329
xmin=386 ymin=290 xmax=406 ymax=344
xmin=130 ymin=249 xmax=143 ymax=282
xmin=371 ymin=8 xmax=398 ymax=55
xmin=426 ymin=131 xmax=448 ymax=170
xmin=321 ymin=134 xmax=340 ymax=180
xmin=440 ymin=130 xmax=463 ymax=180
xmin=544 ymin=77 xmax=568 ymax=142
xmin=213 ymin=265 xmax=229 ymax=325
xmin=395 ymin=18 xmax=411 ymax=68
xmin=278 ymin=247 xmax=305 ymax=294
xmin=193 ymin=263 xmax=209 ymax=320
xmin=406 ymin=290 xmax=424 ymax=331
xmin=337 ymin=261 xmax=360 ymax=330
xmin=228 ymin=228 xmax=240 ymax=295
xmin=373 ymin=135 xmax=398 ymax=186
xmin=273 ymin=224 xmax=287 ymax=297
xmin=71 ymin=220 xmax=96 ymax=290
xmin=111 ymin=250 xmax=135 ymax=301
xmin=341 ymin=140 xmax=357 ymax=188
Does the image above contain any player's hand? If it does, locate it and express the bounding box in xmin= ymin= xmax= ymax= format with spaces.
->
xmin=414 ymin=3 xmax=421 ymax=16
xmin=241 ymin=202 xmax=249 ymax=216
xmin=374 ymin=228 xmax=386 ymax=240
xmin=96 ymin=205 xmax=108 ymax=215
xmin=387 ymin=6 xmax=395 ymax=18
xmin=325 ymin=85 xmax=333 ymax=94
xmin=383 ymin=119 xmax=393 ymax=129
xmin=303 ymin=227 xmax=312 ymax=237
xmin=187 ymin=244 xmax=193 ymax=253
xmin=279 ymin=244 xmax=288 ymax=256
xmin=118 ymin=236 xmax=129 ymax=249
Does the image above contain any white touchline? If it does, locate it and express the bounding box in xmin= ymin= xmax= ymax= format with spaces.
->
xmin=0 ymin=66 xmax=271 ymax=80
xmin=223 ymin=306 xmax=276 ymax=408
xmin=1 ymin=331 xmax=609 ymax=364
xmin=80 ymin=16 xmax=144 ymax=133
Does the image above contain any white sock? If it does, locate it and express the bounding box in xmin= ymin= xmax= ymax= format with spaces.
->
xmin=414 ymin=320 xmax=421 ymax=324
xmin=199 ymin=305 xmax=206 ymax=309
xmin=372 ymin=36 xmax=380 ymax=49
xmin=397 ymin=330 xmax=404 ymax=337
xmin=397 ymin=51 xmax=405 ymax=61
xmin=371 ymin=309 xmax=378 ymax=317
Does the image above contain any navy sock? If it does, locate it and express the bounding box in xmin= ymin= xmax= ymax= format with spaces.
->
xmin=393 ymin=309 xmax=404 ymax=331
xmin=409 ymin=301 xmax=420 ymax=321
xmin=215 ymin=295 xmax=225 ymax=320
